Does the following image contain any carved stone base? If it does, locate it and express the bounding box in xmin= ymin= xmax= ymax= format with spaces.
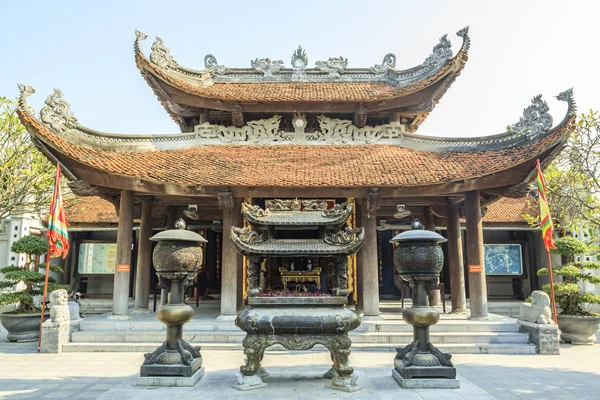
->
xmin=138 ymin=367 xmax=205 ymax=387
xmin=394 ymin=358 xmax=456 ymax=380
xmin=140 ymin=340 xmax=202 ymax=377
xmin=392 ymin=368 xmax=460 ymax=389
xmin=239 ymin=333 xmax=359 ymax=391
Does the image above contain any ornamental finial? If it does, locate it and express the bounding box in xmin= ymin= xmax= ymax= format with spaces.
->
xmin=556 ymin=88 xmax=577 ymax=116
xmin=411 ymin=219 xmax=424 ymax=230
xmin=17 ymin=84 xmax=35 ymax=109
xmin=175 ymin=218 xmax=187 ymax=230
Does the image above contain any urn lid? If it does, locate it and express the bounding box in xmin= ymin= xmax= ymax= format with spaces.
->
xmin=150 ymin=218 xmax=208 ymax=243
xmin=389 ymin=220 xmax=447 ymax=244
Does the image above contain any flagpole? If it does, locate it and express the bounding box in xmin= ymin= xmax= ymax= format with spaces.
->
xmin=37 ymin=163 xmax=62 ymax=351
xmin=545 ymin=249 xmax=558 ymax=324
xmin=37 ymin=251 xmax=52 ymax=351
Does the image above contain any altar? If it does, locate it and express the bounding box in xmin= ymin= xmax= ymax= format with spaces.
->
xmin=279 ymin=267 xmax=322 ymax=291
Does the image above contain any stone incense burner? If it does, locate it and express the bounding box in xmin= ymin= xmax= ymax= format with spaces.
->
xmin=390 ymin=220 xmax=458 ymax=388
xmin=139 ymin=219 xmax=207 ymax=384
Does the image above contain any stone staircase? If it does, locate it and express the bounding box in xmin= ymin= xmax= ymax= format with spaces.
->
xmin=63 ymin=313 xmax=536 ymax=354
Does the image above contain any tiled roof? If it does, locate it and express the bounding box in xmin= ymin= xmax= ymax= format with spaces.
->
xmin=20 ymin=107 xmax=567 ymax=188
xmin=65 ymin=196 xmax=119 ymax=224
xmin=483 ymin=196 xmax=538 ymax=224
xmin=65 ymin=195 xmax=534 ymax=226
xmin=143 ymin=59 xmax=455 ymax=103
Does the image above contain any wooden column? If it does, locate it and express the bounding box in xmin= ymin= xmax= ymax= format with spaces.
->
xmin=112 ymin=190 xmax=134 ymax=317
xmin=465 ymin=190 xmax=488 ymax=318
xmin=134 ymin=197 xmax=153 ymax=311
xmin=219 ymin=192 xmax=241 ymax=316
xmin=447 ymin=198 xmax=467 ymax=313
xmin=358 ymin=191 xmax=380 ymax=317
xmin=425 ymin=207 xmax=442 ymax=307
xmin=355 ymin=204 xmax=364 ymax=314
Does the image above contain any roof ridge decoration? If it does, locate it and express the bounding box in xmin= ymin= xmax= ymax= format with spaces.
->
xmin=194 ymin=113 xmax=405 ymax=145
xmin=232 ymin=227 xmax=268 ymax=245
xmin=242 ymin=202 xmax=271 ymax=218
xmin=251 ymin=58 xmax=284 ymax=77
xmin=149 ymin=37 xmax=178 ymax=70
xmin=315 ymin=57 xmax=348 ymax=78
xmin=17 ymin=85 xmax=575 ymax=153
xmin=204 ymin=54 xmax=229 ymax=75
xmin=39 ymin=88 xmax=79 ymax=133
xmin=324 ymin=227 xmax=363 ymax=246
xmin=136 ymin=28 xmax=470 ymax=85
xmin=322 ymin=201 xmax=351 ymax=217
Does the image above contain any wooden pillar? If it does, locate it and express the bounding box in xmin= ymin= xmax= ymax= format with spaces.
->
xmin=160 ymin=208 xmax=175 ymax=306
xmin=134 ymin=197 xmax=153 ymax=311
xmin=219 ymin=192 xmax=241 ymax=316
xmin=465 ymin=190 xmax=488 ymax=318
xmin=112 ymin=190 xmax=134 ymax=317
xmin=355 ymin=204 xmax=364 ymax=314
xmin=425 ymin=207 xmax=442 ymax=307
xmin=447 ymin=198 xmax=467 ymax=313
xmin=358 ymin=191 xmax=381 ymax=317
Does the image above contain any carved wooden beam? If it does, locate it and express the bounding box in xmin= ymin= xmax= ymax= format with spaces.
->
xmin=484 ymin=182 xmax=532 ymax=198
xmin=232 ymin=104 xmax=244 ymax=128
xmin=218 ymin=191 xmax=234 ymax=210
xmin=354 ymin=103 xmax=367 ymax=128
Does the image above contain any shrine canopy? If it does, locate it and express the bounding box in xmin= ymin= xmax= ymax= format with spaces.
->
xmin=15 ymin=27 xmax=577 ymax=210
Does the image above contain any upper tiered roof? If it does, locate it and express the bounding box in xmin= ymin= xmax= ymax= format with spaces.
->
xmin=134 ymin=28 xmax=471 ymax=132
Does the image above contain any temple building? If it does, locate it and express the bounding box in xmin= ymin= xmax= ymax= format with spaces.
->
xmin=16 ymin=27 xmax=576 ymax=319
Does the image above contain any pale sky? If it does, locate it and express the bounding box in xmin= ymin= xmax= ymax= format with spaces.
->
xmin=2 ymin=0 xmax=598 ymax=137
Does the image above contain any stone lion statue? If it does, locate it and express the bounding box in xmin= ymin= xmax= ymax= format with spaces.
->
xmin=519 ymin=290 xmax=553 ymax=324
xmin=48 ymin=289 xmax=70 ymax=324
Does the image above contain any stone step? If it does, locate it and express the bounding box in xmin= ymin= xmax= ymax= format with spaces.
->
xmin=360 ymin=320 xmax=521 ymax=333
xmin=71 ymin=330 xmax=529 ymax=345
xmin=77 ymin=320 xmax=237 ymax=332
xmin=350 ymin=332 xmax=529 ymax=344
xmin=62 ymin=341 xmax=536 ymax=354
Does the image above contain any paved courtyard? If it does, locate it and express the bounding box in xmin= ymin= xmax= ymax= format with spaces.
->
xmin=1 ymin=328 xmax=599 ymax=400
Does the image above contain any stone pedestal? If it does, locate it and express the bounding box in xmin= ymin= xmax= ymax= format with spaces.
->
xmin=392 ymin=367 xmax=460 ymax=389
xmin=40 ymin=321 xmax=70 ymax=353
xmin=138 ymin=367 xmax=205 ymax=387
xmin=518 ymin=320 xmax=560 ymax=355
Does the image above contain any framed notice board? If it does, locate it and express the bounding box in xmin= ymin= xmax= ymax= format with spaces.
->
xmin=483 ymin=244 xmax=523 ymax=276
xmin=78 ymin=241 xmax=117 ymax=274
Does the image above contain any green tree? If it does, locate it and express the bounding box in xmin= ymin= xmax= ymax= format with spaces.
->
xmin=0 ymin=96 xmax=56 ymax=220
xmin=0 ymin=235 xmax=68 ymax=313
xmin=537 ymin=237 xmax=600 ymax=315
xmin=524 ymin=111 xmax=600 ymax=235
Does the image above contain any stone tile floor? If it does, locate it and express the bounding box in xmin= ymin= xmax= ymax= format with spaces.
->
xmin=1 ymin=327 xmax=599 ymax=400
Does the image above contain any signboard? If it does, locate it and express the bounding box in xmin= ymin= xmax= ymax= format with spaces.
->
xmin=78 ymin=242 xmax=117 ymax=274
xmin=117 ymin=264 xmax=130 ymax=272
xmin=469 ymin=264 xmax=483 ymax=273
xmin=483 ymin=244 xmax=523 ymax=275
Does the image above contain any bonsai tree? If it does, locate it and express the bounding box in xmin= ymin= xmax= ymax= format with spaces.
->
xmin=537 ymin=236 xmax=600 ymax=315
xmin=0 ymin=235 xmax=68 ymax=313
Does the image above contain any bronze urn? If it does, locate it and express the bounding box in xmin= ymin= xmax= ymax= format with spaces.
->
xmin=390 ymin=220 xmax=458 ymax=387
xmin=139 ymin=219 xmax=207 ymax=382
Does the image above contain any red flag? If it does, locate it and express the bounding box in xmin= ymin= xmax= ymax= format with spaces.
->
xmin=47 ymin=164 xmax=69 ymax=258
xmin=535 ymin=160 xmax=556 ymax=250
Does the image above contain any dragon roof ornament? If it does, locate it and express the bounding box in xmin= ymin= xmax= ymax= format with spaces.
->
xmin=138 ymin=28 xmax=469 ymax=85
xmin=39 ymin=89 xmax=79 ymax=133
xmin=315 ymin=57 xmax=348 ymax=78
xmin=251 ymin=58 xmax=284 ymax=77
xmin=149 ymin=37 xmax=178 ymax=70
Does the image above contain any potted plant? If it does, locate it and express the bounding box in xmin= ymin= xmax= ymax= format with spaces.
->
xmin=0 ymin=235 xmax=68 ymax=341
xmin=537 ymin=236 xmax=600 ymax=344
